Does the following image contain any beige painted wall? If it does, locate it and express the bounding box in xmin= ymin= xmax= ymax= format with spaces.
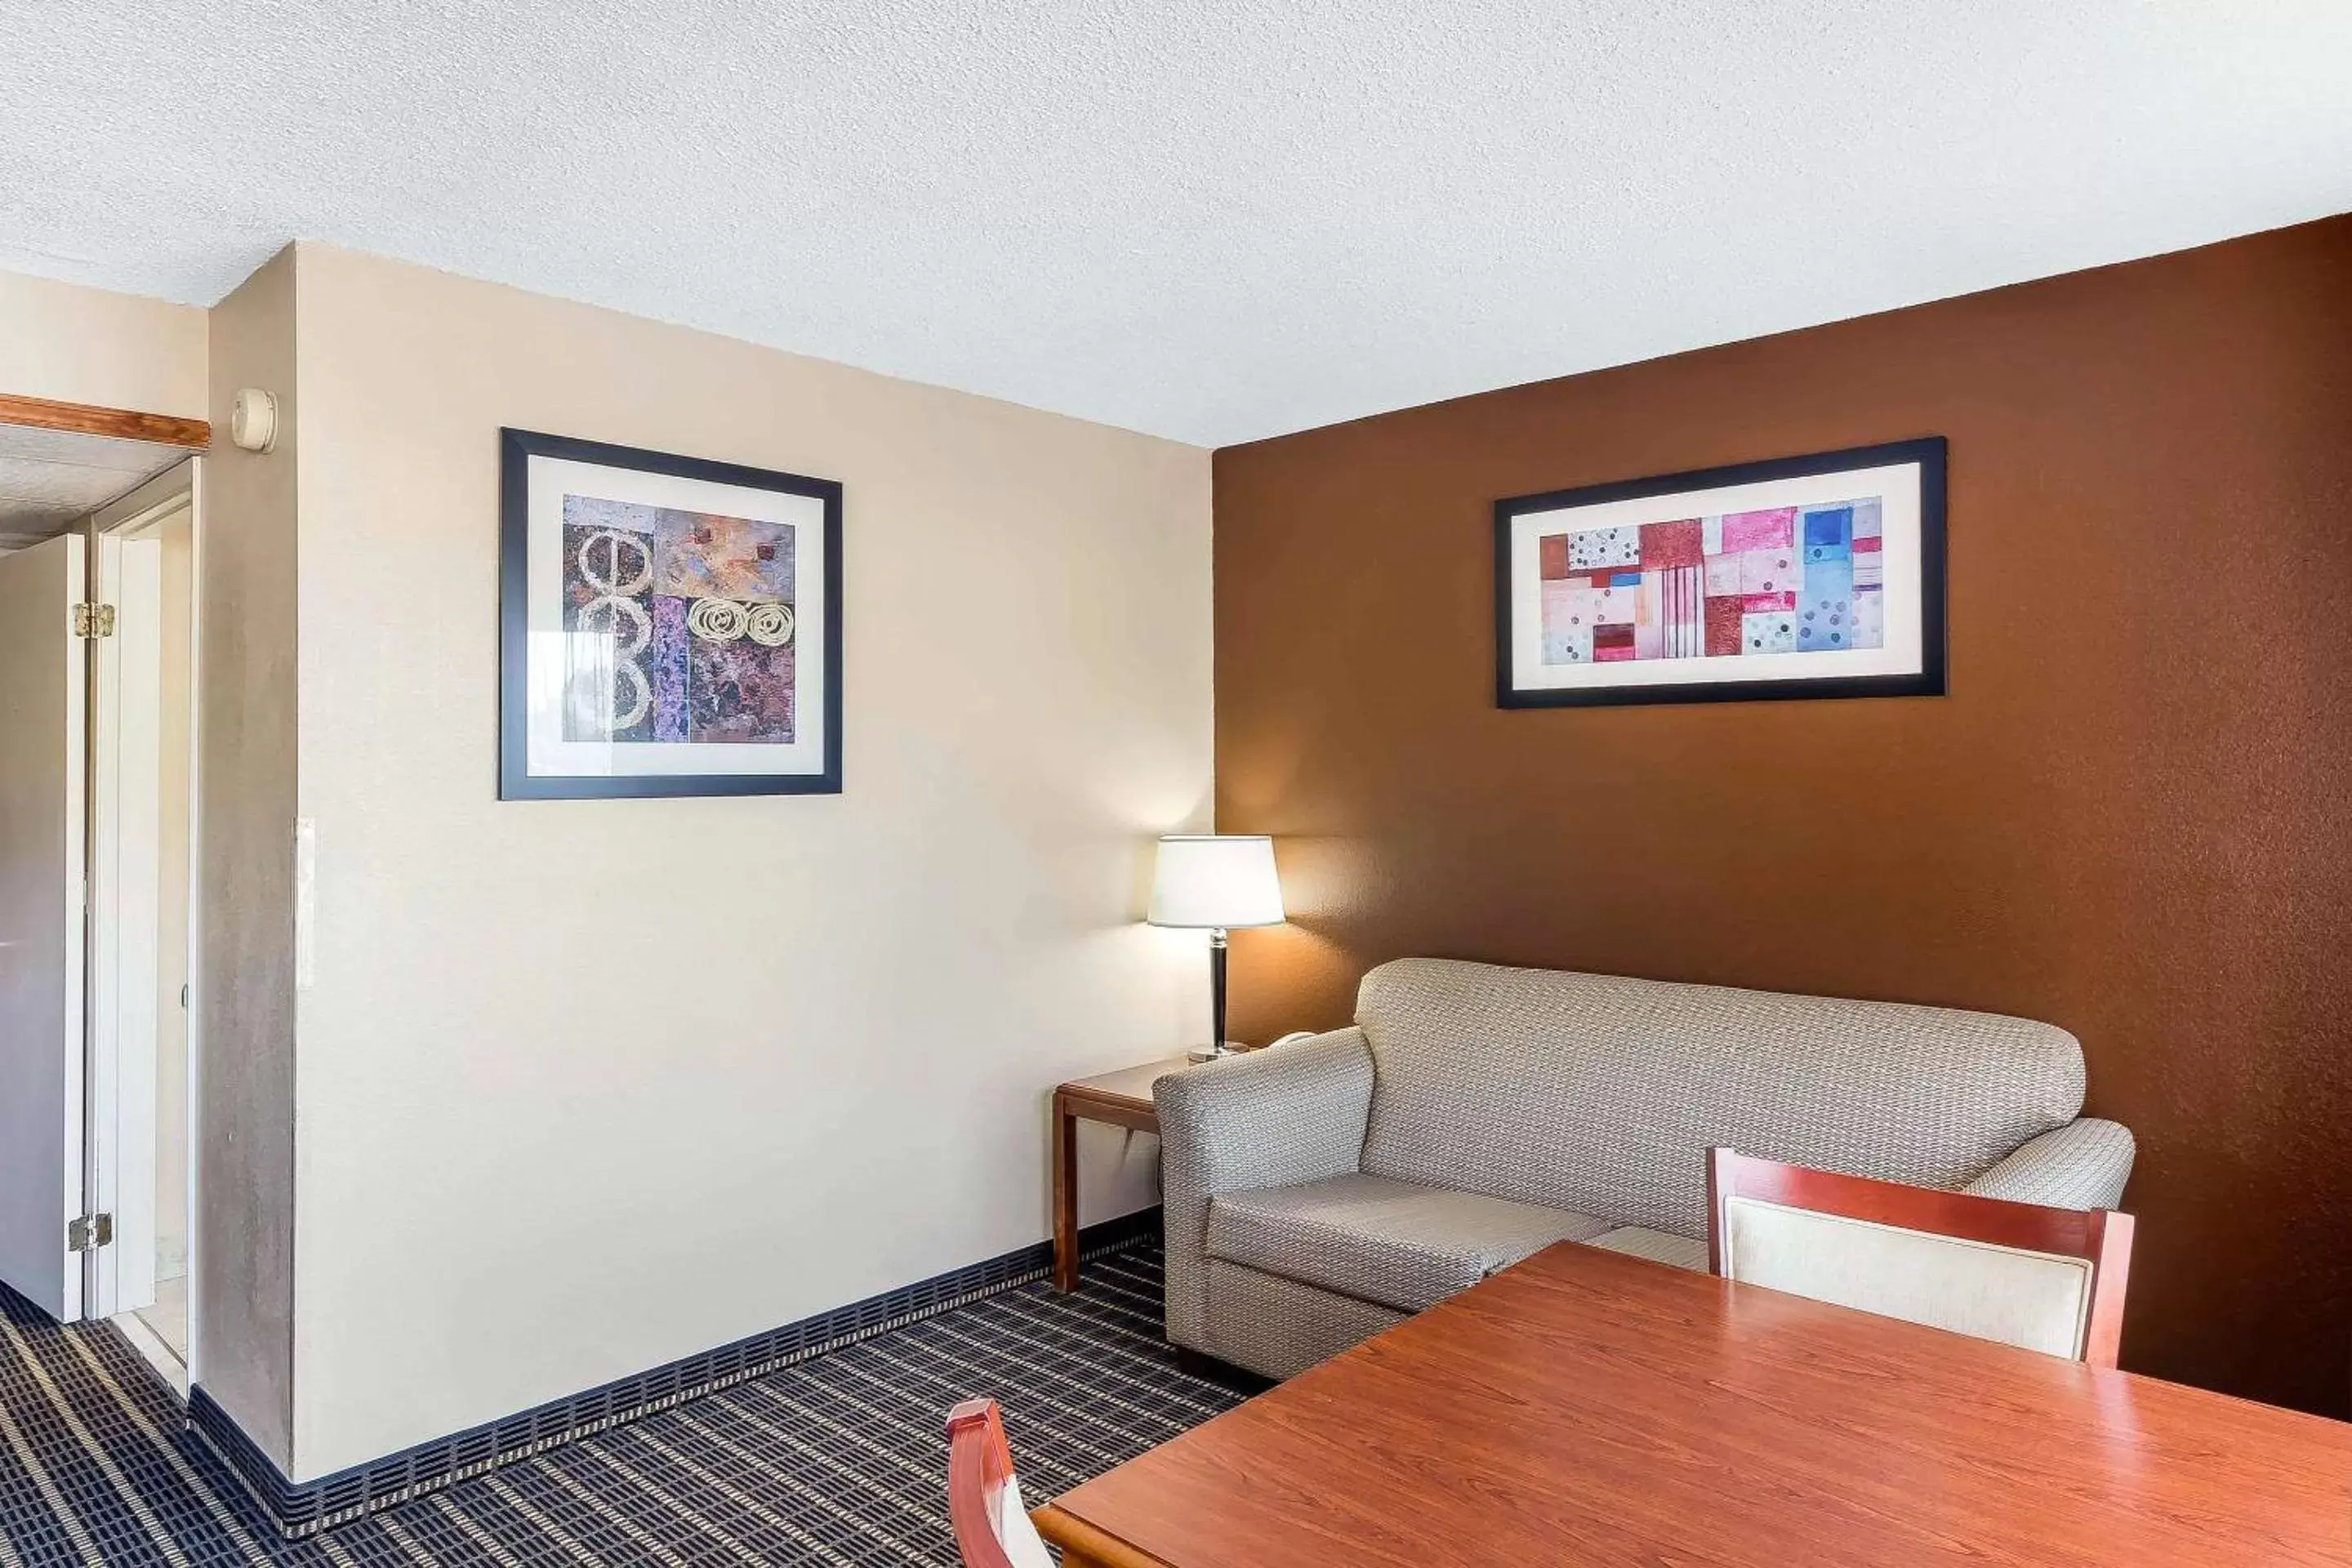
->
xmin=0 ymin=270 xmax=207 ymax=416
xmin=284 ymin=244 xmax=1214 ymax=1477
xmin=197 ymin=247 xmax=300 ymax=1465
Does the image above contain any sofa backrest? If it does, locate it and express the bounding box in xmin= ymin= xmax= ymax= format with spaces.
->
xmin=1354 ymin=958 xmax=2085 ymax=1239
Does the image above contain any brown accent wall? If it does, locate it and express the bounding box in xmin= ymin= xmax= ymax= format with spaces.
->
xmin=1214 ymin=216 xmax=2352 ymax=1418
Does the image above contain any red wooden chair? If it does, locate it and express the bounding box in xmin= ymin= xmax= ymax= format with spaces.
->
xmin=1706 ymin=1147 xmax=2134 ymax=1367
xmin=947 ymin=1399 xmax=1055 ymax=1568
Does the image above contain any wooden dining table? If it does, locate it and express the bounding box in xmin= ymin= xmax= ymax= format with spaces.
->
xmin=1032 ymin=1241 xmax=2352 ymax=1566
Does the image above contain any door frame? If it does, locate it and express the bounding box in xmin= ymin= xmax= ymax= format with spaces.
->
xmin=82 ymin=458 xmax=201 ymax=1370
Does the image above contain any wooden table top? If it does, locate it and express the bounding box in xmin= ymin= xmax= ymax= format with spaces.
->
xmin=1039 ymin=1241 xmax=2352 ymax=1566
xmin=1058 ymin=1055 xmax=1200 ymax=1114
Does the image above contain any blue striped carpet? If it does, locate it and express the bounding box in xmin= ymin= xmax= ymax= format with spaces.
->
xmin=0 ymin=1242 xmax=1241 ymax=1565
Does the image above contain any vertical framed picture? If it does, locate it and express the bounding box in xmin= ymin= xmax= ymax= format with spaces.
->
xmin=499 ymin=428 xmax=843 ymax=799
xmin=1494 ymin=436 xmax=1945 ymax=708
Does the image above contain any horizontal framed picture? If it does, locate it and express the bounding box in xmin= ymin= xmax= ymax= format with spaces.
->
xmin=499 ymin=428 xmax=843 ymax=799
xmin=1494 ymin=437 xmax=1945 ymax=708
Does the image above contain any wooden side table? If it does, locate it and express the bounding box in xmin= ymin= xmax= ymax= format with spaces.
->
xmin=1052 ymin=1056 xmax=1196 ymax=1292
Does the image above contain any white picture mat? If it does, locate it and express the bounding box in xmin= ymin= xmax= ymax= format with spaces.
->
xmin=1508 ymin=461 xmax=1926 ymax=692
xmin=525 ymin=454 xmax=831 ymax=777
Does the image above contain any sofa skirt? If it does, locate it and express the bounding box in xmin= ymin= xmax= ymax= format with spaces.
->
xmin=1193 ymin=1257 xmax=1410 ymax=1381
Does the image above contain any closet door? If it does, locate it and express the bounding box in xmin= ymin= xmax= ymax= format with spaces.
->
xmin=0 ymin=533 xmax=88 ymax=1320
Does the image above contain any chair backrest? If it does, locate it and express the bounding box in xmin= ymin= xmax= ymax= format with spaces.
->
xmin=1352 ymin=959 xmax=2086 ymax=1237
xmin=1706 ymin=1147 xmax=2133 ymax=1366
xmin=947 ymin=1399 xmax=1055 ymax=1568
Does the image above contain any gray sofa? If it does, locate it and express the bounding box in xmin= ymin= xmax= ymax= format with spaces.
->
xmin=1155 ymin=958 xmax=2135 ymax=1380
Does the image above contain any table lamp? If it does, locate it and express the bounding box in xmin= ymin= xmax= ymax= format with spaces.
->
xmin=1148 ymin=834 xmax=1285 ymax=1061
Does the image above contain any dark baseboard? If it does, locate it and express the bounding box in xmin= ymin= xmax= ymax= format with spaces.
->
xmin=189 ymin=1205 xmax=1164 ymax=1538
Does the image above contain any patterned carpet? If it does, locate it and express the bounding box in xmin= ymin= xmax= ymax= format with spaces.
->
xmin=0 ymin=1242 xmax=1241 ymax=1566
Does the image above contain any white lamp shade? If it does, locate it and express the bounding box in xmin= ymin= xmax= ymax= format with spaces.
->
xmin=1148 ymin=835 xmax=1285 ymax=929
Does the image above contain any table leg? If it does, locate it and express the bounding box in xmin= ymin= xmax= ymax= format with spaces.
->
xmin=1053 ymin=1091 xmax=1080 ymax=1292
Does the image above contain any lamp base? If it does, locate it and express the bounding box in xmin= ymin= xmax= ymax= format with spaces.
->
xmin=1187 ymin=1040 xmax=1246 ymax=1063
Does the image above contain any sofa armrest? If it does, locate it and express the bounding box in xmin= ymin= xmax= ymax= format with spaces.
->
xmin=1153 ymin=1027 xmax=1375 ymax=1350
xmin=1962 ymin=1118 xmax=2136 ymax=1209
xmin=1155 ymin=1028 xmax=1376 ymax=1197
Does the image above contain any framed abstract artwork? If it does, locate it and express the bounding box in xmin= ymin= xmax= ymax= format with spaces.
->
xmin=499 ymin=428 xmax=843 ymax=799
xmin=1494 ymin=437 xmax=1945 ymax=708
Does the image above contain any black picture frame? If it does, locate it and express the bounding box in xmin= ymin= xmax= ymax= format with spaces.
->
xmin=498 ymin=427 xmax=844 ymax=799
xmin=1493 ymin=436 xmax=1946 ymax=709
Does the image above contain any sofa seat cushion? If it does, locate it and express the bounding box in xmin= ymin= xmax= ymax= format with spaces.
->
xmin=1586 ymin=1226 xmax=1708 ymax=1272
xmin=1206 ymin=1173 xmax=1610 ymax=1314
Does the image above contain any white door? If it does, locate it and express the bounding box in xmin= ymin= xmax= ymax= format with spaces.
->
xmin=91 ymin=532 xmax=163 ymax=1316
xmin=0 ymin=534 xmax=88 ymax=1321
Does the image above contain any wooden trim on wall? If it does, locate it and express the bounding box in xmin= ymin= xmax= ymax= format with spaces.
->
xmin=0 ymin=393 xmax=210 ymax=449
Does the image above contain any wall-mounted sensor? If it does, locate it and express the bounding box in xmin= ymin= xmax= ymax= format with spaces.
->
xmin=229 ymin=387 xmax=278 ymax=452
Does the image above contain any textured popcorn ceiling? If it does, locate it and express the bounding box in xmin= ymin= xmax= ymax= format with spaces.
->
xmin=3 ymin=2 xmax=2350 ymax=446
xmin=0 ymin=426 xmax=185 ymax=549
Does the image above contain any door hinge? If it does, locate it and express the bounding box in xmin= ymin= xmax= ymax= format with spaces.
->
xmin=67 ymin=1214 xmax=114 ymax=1252
xmin=71 ymin=604 xmax=118 ymax=639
